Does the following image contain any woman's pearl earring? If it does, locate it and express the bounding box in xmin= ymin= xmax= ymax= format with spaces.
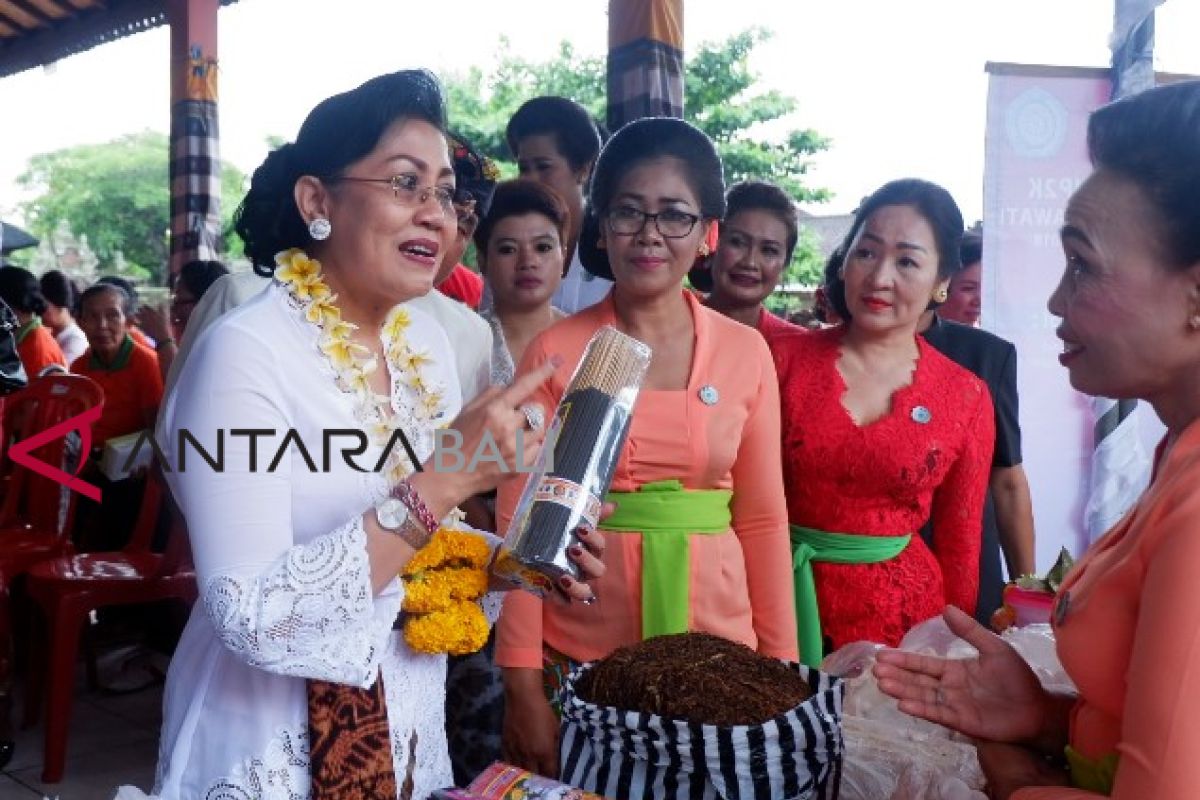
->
xmin=308 ymin=217 xmax=332 ymax=241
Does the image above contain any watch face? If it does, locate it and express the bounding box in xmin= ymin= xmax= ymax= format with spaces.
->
xmin=376 ymin=498 xmax=408 ymax=530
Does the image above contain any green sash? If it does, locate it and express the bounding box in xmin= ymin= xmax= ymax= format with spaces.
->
xmin=603 ymin=479 xmax=732 ymax=640
xmin=1066 ymin=746 xmax=1118 ymax=795
xmin=790 ymin=524 xmax=912 ymax=666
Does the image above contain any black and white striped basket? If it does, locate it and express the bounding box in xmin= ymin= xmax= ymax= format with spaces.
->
xmin=558 ymin=662 xmax=844 ymax=800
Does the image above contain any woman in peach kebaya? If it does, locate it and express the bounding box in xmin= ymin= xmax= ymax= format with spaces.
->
xmin=496 ymin=117 xmax=797 ymax=778
xmin=875 ymin=80 xmax=1200 ymax=799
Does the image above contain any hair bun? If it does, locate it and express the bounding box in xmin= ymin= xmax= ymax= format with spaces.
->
xmin=576 ymin=208 xmax=613 ymax=281
xmin=234 ymin=143 xmax=306 ymax=270
xmin=253 ymin=143 xmax=297 ymax=192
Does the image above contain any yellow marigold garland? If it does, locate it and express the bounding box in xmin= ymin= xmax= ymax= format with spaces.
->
xmin=401 ymin=529 xmax=492 ymax=655
xmin=404 ymin=528 xmax=491 ymax=575
xmin=403 ymin=568 xmax=490 ymax=614
xmin=404 ymin=601 xmax=490 ymax=656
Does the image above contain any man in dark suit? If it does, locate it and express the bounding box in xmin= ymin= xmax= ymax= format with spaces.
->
xmin=919 ymin=230 xmax=1036 ymax=622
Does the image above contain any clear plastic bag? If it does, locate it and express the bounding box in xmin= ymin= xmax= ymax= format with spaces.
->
xmin=822 ymin=615 xmax=1073 ymax=800
xmin=494 ymin=326 xmax=650 ymax=596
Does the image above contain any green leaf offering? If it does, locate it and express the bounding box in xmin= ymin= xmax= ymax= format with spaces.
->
xmin=1012 ymin=547 xmax=1075 ymax=594
xmin=1045 ymin=547 xmax=1075 ymax=593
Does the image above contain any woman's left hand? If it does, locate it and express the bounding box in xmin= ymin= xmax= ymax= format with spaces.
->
xmin=491 ymin=504 xmax=609 ymax=603
xmin=976 ymin=741 xmax=1069 ymax=800
xmin=557 ymin=524 xmax=605 ymax=602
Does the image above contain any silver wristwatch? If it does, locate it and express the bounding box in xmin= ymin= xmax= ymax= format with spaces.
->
xmin=375 ymin=498 xmax=431 ymax=550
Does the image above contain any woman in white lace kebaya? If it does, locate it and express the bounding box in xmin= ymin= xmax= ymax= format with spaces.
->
xmin=116 ymin=70 xmax=603 ymax=800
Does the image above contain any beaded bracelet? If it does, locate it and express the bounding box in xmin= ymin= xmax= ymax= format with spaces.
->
xmin=391 ymin=478 xmax=439 ymax=534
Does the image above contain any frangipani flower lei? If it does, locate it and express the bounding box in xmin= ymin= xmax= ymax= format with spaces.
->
xmin=274 ymin=248 xmax=446 ymax=484
xmin=274 ymin=248 xmax=492 ymax=655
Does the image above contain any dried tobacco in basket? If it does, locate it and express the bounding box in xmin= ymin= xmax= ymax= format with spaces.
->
xmin=577 ymin=632 xmax=813 ymax=726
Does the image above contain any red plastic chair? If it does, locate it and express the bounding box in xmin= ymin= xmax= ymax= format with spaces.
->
xmin=24 ymin=467 xmax=196 ymax=783
xmin=0 ymin=375 xmax=104 ymax=767
xmin=0 ymin=373 xmax=105 ymax=552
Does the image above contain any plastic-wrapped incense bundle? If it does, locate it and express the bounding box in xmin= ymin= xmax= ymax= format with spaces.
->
xmin=496 ymin=326 xmax=651 ymax=596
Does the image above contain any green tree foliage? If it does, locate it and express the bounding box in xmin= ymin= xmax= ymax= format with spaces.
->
xmin=684 ymin=28 xmax=830 ymax=204
xmin=440 ymin=27 xmax=830 ymax=291
xmin=441 ymin=29 xmax=829 ymax=204
xmin=788 ymin=227 xmax=827 ymax=288
xmin=764 ymin=227 xmax=825 ymax=314
xmin=17 ymin=131 xmax=246 ymax=285
xmin=442 ymin=39 xmax=605 ymax=171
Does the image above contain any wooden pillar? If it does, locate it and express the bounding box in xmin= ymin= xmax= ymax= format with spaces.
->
xmin=606 ymin=0 xmax=684 ymax=133
xmin=166 ymin=0 xmax=222 ymax=283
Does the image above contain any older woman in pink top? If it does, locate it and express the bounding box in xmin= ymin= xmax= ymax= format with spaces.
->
xmin=874 ymin=81 xmax=1200 ymax=799
xmin=496 ymin=118 xmax=797 ymax=777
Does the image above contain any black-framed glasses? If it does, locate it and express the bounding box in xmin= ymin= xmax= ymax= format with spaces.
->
xmin=606 ymin=206 xmax=701 ymax=239
xmin=335 ymin=174 xmax=456 ymax=216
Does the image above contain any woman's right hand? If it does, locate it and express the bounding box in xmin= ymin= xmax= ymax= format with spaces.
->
xmin=502 ymin=668 xmax=561 ymax=777
xmin=432 ymin=357 xmax=560 ymax=500
xmin=872 ymin=606 xmax=1054 ymax=747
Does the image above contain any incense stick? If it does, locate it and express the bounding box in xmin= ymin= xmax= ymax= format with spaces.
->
xmin=498 ymin=326 xmax=652 ymax=594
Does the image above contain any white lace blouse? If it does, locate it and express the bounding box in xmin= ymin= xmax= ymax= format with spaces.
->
xmin=120 ymin=283 xmax=499 ymax=800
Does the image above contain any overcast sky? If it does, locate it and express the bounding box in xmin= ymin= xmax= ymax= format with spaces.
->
xmin=2 ymin=0 xmax=1198 ymax=229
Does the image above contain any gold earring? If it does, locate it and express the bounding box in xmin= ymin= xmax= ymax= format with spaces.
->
xmin=698 ymin=242 xmax=711 ymax=257
xmin=934 ymin=288 xmax=949 ymax=303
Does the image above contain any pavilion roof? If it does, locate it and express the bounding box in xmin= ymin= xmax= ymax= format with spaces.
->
xmin=0 ymin=0 xmax=237 ymax=79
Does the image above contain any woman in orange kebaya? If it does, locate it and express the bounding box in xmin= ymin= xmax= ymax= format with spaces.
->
xmin=496 ymin=118 xmax=797 ymax=777
xmin=875 ymin=80 xmax=1200 ymax=799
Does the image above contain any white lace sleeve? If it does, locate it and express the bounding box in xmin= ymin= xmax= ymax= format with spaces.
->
xmin=482 ymin=589 xmax=505 ymax=626
xmin=160 ymin=311 xmax=399 ymax=688
xmin=204 ymin=516 xmax=400 ymax=687
xmin=479 ymin=531 xmax=505 ymax=625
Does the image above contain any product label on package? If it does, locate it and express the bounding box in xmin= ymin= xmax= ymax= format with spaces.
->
xmin=533 ymin=475 xmax=602 ymax=529
xmin=492 ymin=550 xmax=555 ymax=597
xmin=433 ymin=761 xmax=604 ymax=799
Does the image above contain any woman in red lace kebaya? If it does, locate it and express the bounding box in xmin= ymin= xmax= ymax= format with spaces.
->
xmin=775 ymin=179 xmax=994 ymax=663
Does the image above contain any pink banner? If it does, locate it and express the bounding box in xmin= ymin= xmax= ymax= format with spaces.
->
xmin=982 ymin=66 xmax=1119 ymax=569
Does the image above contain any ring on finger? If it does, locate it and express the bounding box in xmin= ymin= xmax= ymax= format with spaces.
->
xmin=519 ymin=403 xmax=545 ymax=431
